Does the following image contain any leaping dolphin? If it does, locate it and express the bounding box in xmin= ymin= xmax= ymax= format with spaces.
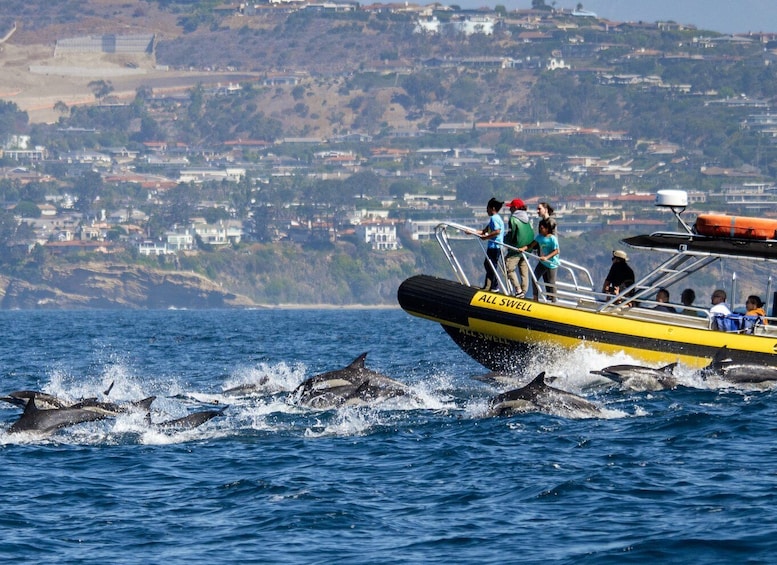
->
xmin=70 ymin=396 xmax=157 ymax=416
xmin=149 ymin=406 xmax=228 ymax=430
xmin=1 ymin=390 xmax=69 ymax=410
xmin=2 ymin=390 xmax=157 ymax=416
xmin=7 ymin=396 xmax=111 ymax=435
xmin=290 ymin=352 xmax=412 ymax=409
xmin=702 ymin=346 xmax=777 ymax=384
xmin=590 ymin=362 xmax=679 ymax=391
xmin=488 ymin=372 xmax=604 ymax=419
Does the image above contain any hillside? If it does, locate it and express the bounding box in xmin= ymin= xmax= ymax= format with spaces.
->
xmin=1 ymin=1 xmax=777 ymax=308
xmin=0 ymin=0 xmax=540 ymax=133
xmin=0 ymin=263 xmax=258 ymax=309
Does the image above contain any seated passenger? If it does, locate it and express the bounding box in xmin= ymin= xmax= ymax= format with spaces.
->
xmin=746 ymin=295 xmax=768 ymax=325
xmin=710 ymin=289 xmax=731 ymax=316
xmin=681 ymin=288 xmax=696 ymax=315
xmin=653 ymin=287 xmax=677 ymax=313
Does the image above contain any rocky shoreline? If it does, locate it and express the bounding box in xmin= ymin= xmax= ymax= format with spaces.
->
xmin=0 ymin=264 xmax=258 ymax=309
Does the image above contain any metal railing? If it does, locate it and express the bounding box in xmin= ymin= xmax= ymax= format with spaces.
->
xmin=433 ymin=222 xmax=596 ymax=304
xmin=431 ymin=221 xmax=777 ymax=331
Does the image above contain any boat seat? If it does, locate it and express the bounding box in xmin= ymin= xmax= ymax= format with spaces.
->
xmin=711 ymin=313 xmax=763 ymax=334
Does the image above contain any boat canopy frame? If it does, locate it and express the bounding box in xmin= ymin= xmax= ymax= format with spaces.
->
xmin=432 ymin=219 xmax=775 ymax=318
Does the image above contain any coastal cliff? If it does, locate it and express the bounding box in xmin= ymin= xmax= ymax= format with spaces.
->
xmin=0 ymin=264 xmax=259 ymax=309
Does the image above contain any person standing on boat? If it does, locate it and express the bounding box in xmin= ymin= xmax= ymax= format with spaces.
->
xmin=710 ymin=289 xmax=731 ymax=316
xmin=537 ymin=202 xmax=555 ymax=228
xmin=479 ymin=197 xmax=505 ymax=292
xmin=519 ymin=217 xmax=559 ymax=302
xmin=504 ymin=198 xmax=534 ymax=298
xmin=602 ymin=250 xmax=635 ymax=295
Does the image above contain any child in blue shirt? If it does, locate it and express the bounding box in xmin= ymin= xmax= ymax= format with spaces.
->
xmin=519 ymin=217 xmax=559 ymax=302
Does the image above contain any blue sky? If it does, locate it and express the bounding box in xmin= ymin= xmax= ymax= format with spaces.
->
xmin=454 ymin=0 xmax=777 ymax=35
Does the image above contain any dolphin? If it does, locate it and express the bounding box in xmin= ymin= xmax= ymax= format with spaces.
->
xmin=290 ymin=352 xmax=412 ymax=409
xmin=488 ymin=372 xmax=604 ymax=419
xmin=150 ymin=406 xmax=228 ymax=430
xmin=471 ymin=371 xmax=524 ymax=387
xmin=71 ymin=396 xmax=157 ymax=416
xmin=590 ymin=362 xmax=679 ymax=391
xmin=223 ymin=380 xmax=268 ymax=396
xmin=342 ymin=378 xmax=409 ymax=406
xmin=701 ymin=346 xmax=777 ymax=384
xmin=2 ymin=390 xmax=156 ymax=416
xmin=7 ymin=396 xmax=111 ymax=435
xmin=1 ymin=390 xmax=69 ymax=410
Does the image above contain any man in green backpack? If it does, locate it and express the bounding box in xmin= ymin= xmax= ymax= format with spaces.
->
xmin=504 ymin=198 xmax=535 ymax=298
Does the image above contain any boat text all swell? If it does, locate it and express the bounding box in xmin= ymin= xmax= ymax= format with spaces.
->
xmin=477 ymin=294 xmax=534 ymax=312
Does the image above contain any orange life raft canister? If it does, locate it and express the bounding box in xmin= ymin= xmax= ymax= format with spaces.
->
xmin=695 ymin=214 xmax=777 ymax=240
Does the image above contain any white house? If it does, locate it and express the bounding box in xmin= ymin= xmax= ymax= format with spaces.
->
xmin=356 ymin=222 xmax=400 ymax=250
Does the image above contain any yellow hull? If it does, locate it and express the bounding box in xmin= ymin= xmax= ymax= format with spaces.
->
xmin=398 ymin=275 xmax=777 ymax=372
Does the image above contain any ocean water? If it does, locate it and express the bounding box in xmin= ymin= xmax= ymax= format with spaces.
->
xmin=1 ymin=308 xmax=777 ymax=564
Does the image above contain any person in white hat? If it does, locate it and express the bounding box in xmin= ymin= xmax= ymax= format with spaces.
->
xmin=602 ymin=249 xmax=635 ymax=295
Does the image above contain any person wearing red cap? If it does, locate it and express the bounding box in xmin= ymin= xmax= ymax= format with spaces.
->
xmin=503 ymin=198 xmax=534 ymax=298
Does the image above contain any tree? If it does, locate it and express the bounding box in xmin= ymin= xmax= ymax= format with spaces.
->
xmin=448 ymin=76 xmax=481 ymax=111
xmin=400 ymin=73 xmax=445 ymax=109
xmin=13 ymin=201 xmax=41 ymax=218
xmin=74 ymin=170 xmax=103 ymax=216
xmin=163 ymin=182 xmax=201 ymax=228
xmin=133 ymin=115 xmax=165 ymax=142
xmin=0 ymin=101 xmax=29 ymax=145
xmin=342 ymin=171 xmax=382 ymax=201
xmin=88 ymin=80 xmax=114 ymax=101
xmin=54 ymin=101 xmax=69 ymax=116
xmin=455 ymin=175 xmax=494 ymax=206
xmin=524 ymin=158 xmax=557 ymax=198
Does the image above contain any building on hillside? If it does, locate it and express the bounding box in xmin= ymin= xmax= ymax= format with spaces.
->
xmin=37 ymin=204 xmax=57 ymax=217
xmin=166 ymin=229 xmax=195 ymax=252
xmin=415 ymin=16 xmax=494 ymax=36
xmin=403 ymin=219 xmax=440 ymax=241
xmin=178 ymin=167 xmax=245 ymax=183
xmin=355 ymin=222 xmax=400 ymax=250
xmin=708 ymin=182 xmax=777 ymax=213
xmin=55 ymin=34 xmax=154 ymax=55
xmin=60 ymin=150 xmax=112 ymax=166
xmin=191 ymin=219 xmax=243 ymax=246
xmin=138 ymin=240 xmax=172 ymax=256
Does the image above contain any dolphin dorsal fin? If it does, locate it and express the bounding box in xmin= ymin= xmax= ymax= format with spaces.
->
xmin=134 ymin=396 xmax=156 ymax=412
xmin=713 ymin=345 xmax=732 ymax=366
xmin=347 ymin=352 xmax=369 ymax=370
xmin=348 ymin=379 xmax=371 ymax=400
xmin=528 ymin=371 xmax=547 ymax=388
xmin=22 ymin=395 xmax=39 ymax=415
xmin=660 ymin=362 xmax=679 ymax=373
